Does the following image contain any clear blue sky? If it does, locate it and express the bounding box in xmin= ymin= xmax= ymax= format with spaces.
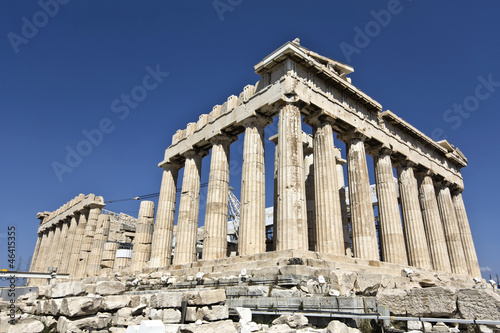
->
xmin=1 ymin=1 xmax=499 ymax=282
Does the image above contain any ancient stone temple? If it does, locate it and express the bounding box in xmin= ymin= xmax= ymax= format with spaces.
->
xmin=30 ymin=40 xmax=481 ymax=281
xmin=150 ymin=39 xmax=480 ymax=278
xmin=17 ymin=40 xmax=498 ymax=333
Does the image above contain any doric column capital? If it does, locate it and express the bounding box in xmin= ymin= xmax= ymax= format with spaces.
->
xmin=78 ymin=207 xmax=90 ymax=216
xmin=161 ymin=161 xmax=182 ymax=172
xmin=210 ymin=133 xmax=237 ymax=146
xmin=450 ymin=183 xmax=464 ymax=195
xmin=88 ymin=202 xmax=106 ymax=210
xmin=414 ymin=168 xmax=436 ymax=181
xmin=394 ymin=156 xmax=416 ymax=170
xmin=241 ymin=114 xmax=272 ymax=128
xmin=337 ymin=128 xmax=369 ymax=143
xmin=183 ymin=148 xmax=208 ymax=159
xmin=434 ymin=179 xmax=452 ymax=190
xmin=36 ymin=212 xmax=50 ymax=222
xmin=366 ymin=143 xmax=392 ymax=157
xmin=303 ymin=111 xmax=336 ymax=129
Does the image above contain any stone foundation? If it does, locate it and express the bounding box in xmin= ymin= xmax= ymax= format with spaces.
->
xmin=3 ymin=255 xmax=500 ymax=333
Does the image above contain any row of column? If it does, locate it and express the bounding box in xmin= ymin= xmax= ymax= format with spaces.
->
xmin=32 ymin=199 xmax=160 ymax=280
xmin=150 ymin=114 xmax=272 ymax=266
xmin=31 ymin=203 xmax=105 ymax=278
xmin=150 ymin=103 xmax=479 ymax=277
xmin=341 ymin=134 xmax=480 ymax=277
xmin=31 ymin=104 xmax=479 ymax=279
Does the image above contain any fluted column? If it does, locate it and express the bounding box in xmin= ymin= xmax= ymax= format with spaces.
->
xmin=29 ymin=233 xmax=43 ymax=274
xmin=51 ymin=223 xmax=63 ymax=271
xmin=451 ymin=189 xmax=481 ymax=277
xmin=30 ymin=213 xmax=50 ymax=276
xmin=150 ymin=163 xmax=180 ymax=267
xmin=334 ymin=149 xmax=351 ymax=256
xmin=68 ymin=211 xmax=86 ymax=277
xmin=38 ymin=228 xmax=54 ymax=273
xmin=87 ymin=214 xmax=111 ymax=276
xmin=418 ymin=173 xmax=452 ymax=272
xmin=131 ymin=201 xmax=155 ymax=271
xmin=276 ymin=103 xmax=308 ymax=251
xmin=304 ymin=151 xmax=316 ymax=251
xmin=27 ymin=232 xmax=44 ymax=285
xmin=239 ymin=116 xmax=269 ymax=256
xmin=78 ymin=205 xmax=103 ymax=277
xmin=372 ymin=147 xmax=407 ymax=265
xmin=55 ymin=221 xmax=70 ymax=271
xmin=306 ymin=117 xmax=343 ymax=255
xmin=101 ymin=241 xmax=118 ymax=275
xmin=33 ymin=231 xmax=48 ymax=273
xmin=338 ymin=131 xmax=378 ymax=260
xmin=436 ymin=183 xmax=468 ymax=275
xmin=59 ymin=216 xmax=78 ymax=274
xmin=397 ymin=160 xmax=432 ymax=269
xmin=270 ymin=135 xmax=279 ymax=251
xmin=173 ymin=150 xmax=204 ymax=265
xmin=114 ymin=249 xmax=131 ymax=272
xmin=203 ymin=135 xmax=232 ymax=260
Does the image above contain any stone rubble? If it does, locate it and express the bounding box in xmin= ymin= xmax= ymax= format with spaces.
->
xmin=2 ymin=267 xmax=500 ymax=332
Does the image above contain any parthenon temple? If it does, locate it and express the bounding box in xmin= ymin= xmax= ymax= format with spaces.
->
xmin=29 ymin=39 xmax=481 ymax=282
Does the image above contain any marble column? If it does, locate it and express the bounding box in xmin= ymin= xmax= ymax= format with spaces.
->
xmin=334 ymin=149 xmax=351 ymax=256
xmin=418 ymin=173 xmax=452 ymax=273
xmin=270 ymin=135 xmax=278 ymax=251
xmin=101 ymin=241 xmax=118 ymax=275
xmin=304 ymin=151 xmax=316 ymax=251
xmin=30 ymin=213 xmax=49 ymax=274
xmin=87 ymin=214 xmax=111 ymax=276
xmin=372 ymin=147 xmax=407 ymax=265
xmin=397 ymin=160 xmax=432 ymax=269
xmin=276 ymin=103 xmax=308 ymax=251
xmin=451 ymin=189 xmax=481 ymax=277
xmin=27 ymin=231 xmax=43 ymax=285
xmin=51 ymin=223 xmax=63 ymax=271
xmin=55 ymin=221 xmax=70 ymax=271
xmin=203 ymin=135 xmax=232 ymax=260
xmin=78 ymin=206 xmax=103 ymax=277
xmin=338 ymin=131 xmax=378 ymax=260
xmin=436 ymin=183 xmax=468 ymax=275
xmin=59 ymin=215 xmax=78 ymax=274
xmin=436 ymin=184 xmax=468 ymax=275
xmin=114 ymin=249 xmax=131 ymax=272
xmin=37 ymin=228 xmax=54 ymax=273
xmin=68 ymin=211 xmax=87 ymax=277
xmin=29 ymin=233 xmax=42 ymax=274
xmin=33 ymin=230 xmax=48 ymax=273
xmin=307 ymin=117 xmax=344 ymax=255
xmin=150 ymin=163 xmax=180 ymax=267
xmin=130 ymin=201 xmax=155 ymax=271
xmin=173 ymin=150 xmax=204 ymax=265
xmin=239 ymin=116 xmax=269 ymax=256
